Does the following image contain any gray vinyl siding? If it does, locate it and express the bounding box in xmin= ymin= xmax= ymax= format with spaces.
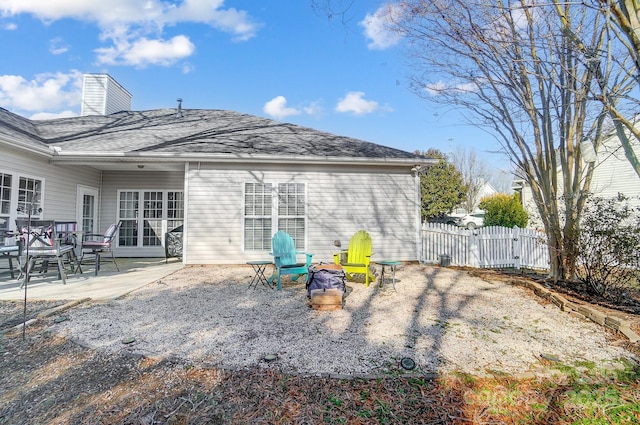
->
xmin=518 ymin=136 xmax=640 ymax=229
xmin=185 ymin=163 xmax=419 ymax=264
xmin=81 ymin=74 xmax=131 ymax=116
xmin=103 ymin=77 xmax=132 ymax=114
xmin=80 ymin=78 xmax=106 ymax=116
xmin=100 ymin=170 xmax=185 ymax=257
xmin=0 ymin=144 xmax=101 ymax=228
xmin=589 ymin=139 xmax=640 ymax=207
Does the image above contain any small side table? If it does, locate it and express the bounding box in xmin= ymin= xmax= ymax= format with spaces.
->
xmin=247 ymin=261 xmax=273 ymax=289
xmin=376 ymin=261 xmax=401 ymax=291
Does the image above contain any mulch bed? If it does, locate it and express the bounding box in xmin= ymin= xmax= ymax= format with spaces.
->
xmin=0 ymin=299 xmax=70 ymax=330
xmin=0 ymin=321 xmax=583 ymax=424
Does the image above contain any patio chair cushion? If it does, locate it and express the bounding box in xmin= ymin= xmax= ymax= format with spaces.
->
xmin=0 ymin=245 xmax=19 ymax=254
xmin=82 ymin=241 xmax=111 ymax=249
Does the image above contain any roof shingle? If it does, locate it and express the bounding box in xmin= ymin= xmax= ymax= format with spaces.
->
xmin=2 ymin=108 xmax=425 ymax=160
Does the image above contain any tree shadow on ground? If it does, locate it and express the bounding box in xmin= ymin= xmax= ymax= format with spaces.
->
xmin=2 ymin=264 xmax=639 ymax=424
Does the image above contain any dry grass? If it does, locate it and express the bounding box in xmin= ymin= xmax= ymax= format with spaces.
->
xmin=1 ymin=320 xmax=639 ymax=424
xmin=2 ymin=266 xmax=640 ymax=424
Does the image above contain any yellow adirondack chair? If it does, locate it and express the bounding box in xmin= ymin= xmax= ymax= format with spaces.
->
xmin=333 ymin=230 xmax=375 ymax=287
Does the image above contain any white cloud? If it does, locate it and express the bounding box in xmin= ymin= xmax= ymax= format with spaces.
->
xmin=0 ymin=0 xmax=259 ymax=38
xmin=49 ymin=37 xmax=69 ymax=55
xmin=424 ymin=81 xmax=448 ymax=96
xmin=0 ymin=71 xmax=83 ymax=113
xmin=303 ymin=100 xmax=323 ymax=116
xmin=359 ymin=3 xmax=402 ymax=50
xmin=30 ymin=110 xmax=78 ymax=120
xmin=335 ymin=91 xmax=380 ymax=115
xmin=95 ymin=35 xmax=195 ymax=67
xmin=263 ymin=96 xmax=301 ymax=120
xmin=182 ymin=62 xmax=195 ymax=74
xmin=425 ymin=80 xmax=479 ymax=96
xmin=0 ymin=0 xmax=259 ymax=66
xmin=2 ymin=22 xmax=17 ymax=30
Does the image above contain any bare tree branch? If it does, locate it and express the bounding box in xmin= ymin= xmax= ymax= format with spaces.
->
xmin=387 ymin=0 xmax=631 ymax=280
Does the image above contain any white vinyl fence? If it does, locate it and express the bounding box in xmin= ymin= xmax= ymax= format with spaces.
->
xmin=422 ymin=223 xmax=550 ymax=270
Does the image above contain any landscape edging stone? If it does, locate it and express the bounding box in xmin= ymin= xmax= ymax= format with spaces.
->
xmin=509 ymin=278 xmax=640 ymax=343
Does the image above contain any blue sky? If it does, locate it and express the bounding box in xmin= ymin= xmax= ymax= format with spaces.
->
xmin=0 ymin=1 xmax=509 ymax=170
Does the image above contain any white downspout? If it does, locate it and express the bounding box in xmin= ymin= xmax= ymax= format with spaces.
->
xmin=182 ymin=162 xmax=189 ymax=265
xmin=412 ymin=166 xmax=423 ymax=263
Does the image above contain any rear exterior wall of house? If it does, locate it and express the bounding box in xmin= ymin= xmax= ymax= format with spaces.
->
xmin=0 ymin=146 xmax=102 ymax=230
xmin=184 ymin=162 xmax=420 ymax=264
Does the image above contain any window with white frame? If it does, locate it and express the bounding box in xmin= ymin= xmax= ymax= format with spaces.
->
xmin=118 ymin=191 xmax=139 ymax=247
xmin=244 ymin=183 xmax=272 ymax=250
xmin=117 ymin=190 xmax=184 ymax=248
xmin=17 ymin=177 xmax=43 ymax=216
xmin=167 ymin=191 xmax=184 ymax=230
xmin=0 ymin=171 xmax=44 ymax=230
xmin=244 ymin=182 xmax=306 ymax=250
xmin=277 ymin=183 xmax=305 ymax=249
xmin=0 ymin=173 xmax=11 ymax=229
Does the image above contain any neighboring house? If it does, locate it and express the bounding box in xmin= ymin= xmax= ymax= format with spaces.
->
xmin=0 ymin=74 xmax=433 ymax=265
xmin=452 ymin=181 xmax=497 ymax=216
xmin=477 ymin=181 xmax=498 ymax=204
xmin=513 ymin=129 xmax=640 ymax=229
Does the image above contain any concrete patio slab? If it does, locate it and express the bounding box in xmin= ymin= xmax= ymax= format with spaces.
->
xmin=0 ymin=258 xmax=183 ymax=301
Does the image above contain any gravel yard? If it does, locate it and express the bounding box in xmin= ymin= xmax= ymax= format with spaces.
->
xmin=49 ymin=263 xmax=637 ymax=377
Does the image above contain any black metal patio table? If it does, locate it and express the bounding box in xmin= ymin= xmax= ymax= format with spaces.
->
xmin=247 ymin=260 xmax=273 ymax=289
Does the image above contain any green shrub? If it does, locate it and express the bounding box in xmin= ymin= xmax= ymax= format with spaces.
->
xmin=575 ymin=193 xmax=640 ymax=300
xmin=479 ymin=193 xmax=528 ymax=228
xmin=418 ymin=149 xmax=468 ymax=220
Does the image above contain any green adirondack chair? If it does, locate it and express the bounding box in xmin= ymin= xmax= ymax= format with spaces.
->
xmin=268 ymin=230 xmax=313 ymax=290
xmin=333 ymin=230 xmax=375 ymax=287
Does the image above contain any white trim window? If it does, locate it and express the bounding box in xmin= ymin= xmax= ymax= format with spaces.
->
xmin=167 ymin=191 xmax=184 ymax=230
xmin=243 ymin=182 xmax=306 ymax=251
xmin=0 ymin=172 xmax=11 ymax=229
xmin=244 ymin=183 xmax=272 ymax=250
xmin=117 ymin=190 xmax=184 ymax=248
xmin=277 ymin=182 xmax=306 ymax=249
xmin=0 ymin=171 xmax=44 ymax=230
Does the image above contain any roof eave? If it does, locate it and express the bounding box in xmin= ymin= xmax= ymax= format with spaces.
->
xmin=0 ymin=137 xmax=54 ymax=158
xmin=50 ymin=151 xmax=436 ymax=167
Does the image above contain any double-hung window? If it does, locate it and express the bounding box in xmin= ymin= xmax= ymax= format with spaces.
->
xmin=244 ymin=182 xmax=306 ymax=250
xmin=0 ymin=173 xmax=12 ymax=229
xmin=244 ymin=183 xmax=272 ymax=250
xmin=277 ymin=183 xmax=305 ymax=248
xmin=0 ymin=171 xmax=44 ymax=231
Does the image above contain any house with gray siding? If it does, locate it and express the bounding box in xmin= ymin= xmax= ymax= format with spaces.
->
xmin=0 ymin=74 xmax=433 ymax=265
xmin=514 ymin=129 xmax=640 ymax=229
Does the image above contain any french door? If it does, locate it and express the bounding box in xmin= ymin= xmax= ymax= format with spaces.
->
xmin=76 ymin=185 xmax=98 ymax=235
xmin=117 ymin=190 xmax=184 ymax=248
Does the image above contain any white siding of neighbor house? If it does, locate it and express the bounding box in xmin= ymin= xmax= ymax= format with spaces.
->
xmin=81 ymin=74 xmax=132 ymax=116
xmin=517 ymin=136 xmax=640 ymax=229
xmin=185 ymin=162 xmax=419 ymax=264
xmin=589 ymin=139 xmax=640 ymax=206
xmin=100 ymin=170 xmax=185 ymax=257
xmin=0 ymin=145 xmax=101 ymax=229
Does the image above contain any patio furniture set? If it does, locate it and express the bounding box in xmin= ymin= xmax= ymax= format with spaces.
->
xmin=247 ymin=229 xmax=401 ymax=292
xmin=0 ymin=220 xmax=121 ymax=285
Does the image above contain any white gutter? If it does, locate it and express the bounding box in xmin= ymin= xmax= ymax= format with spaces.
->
xmin=0 ymin=137 xmax=55 ymax=158
xmin=50 ymin=151 xmax=437 ymax=167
